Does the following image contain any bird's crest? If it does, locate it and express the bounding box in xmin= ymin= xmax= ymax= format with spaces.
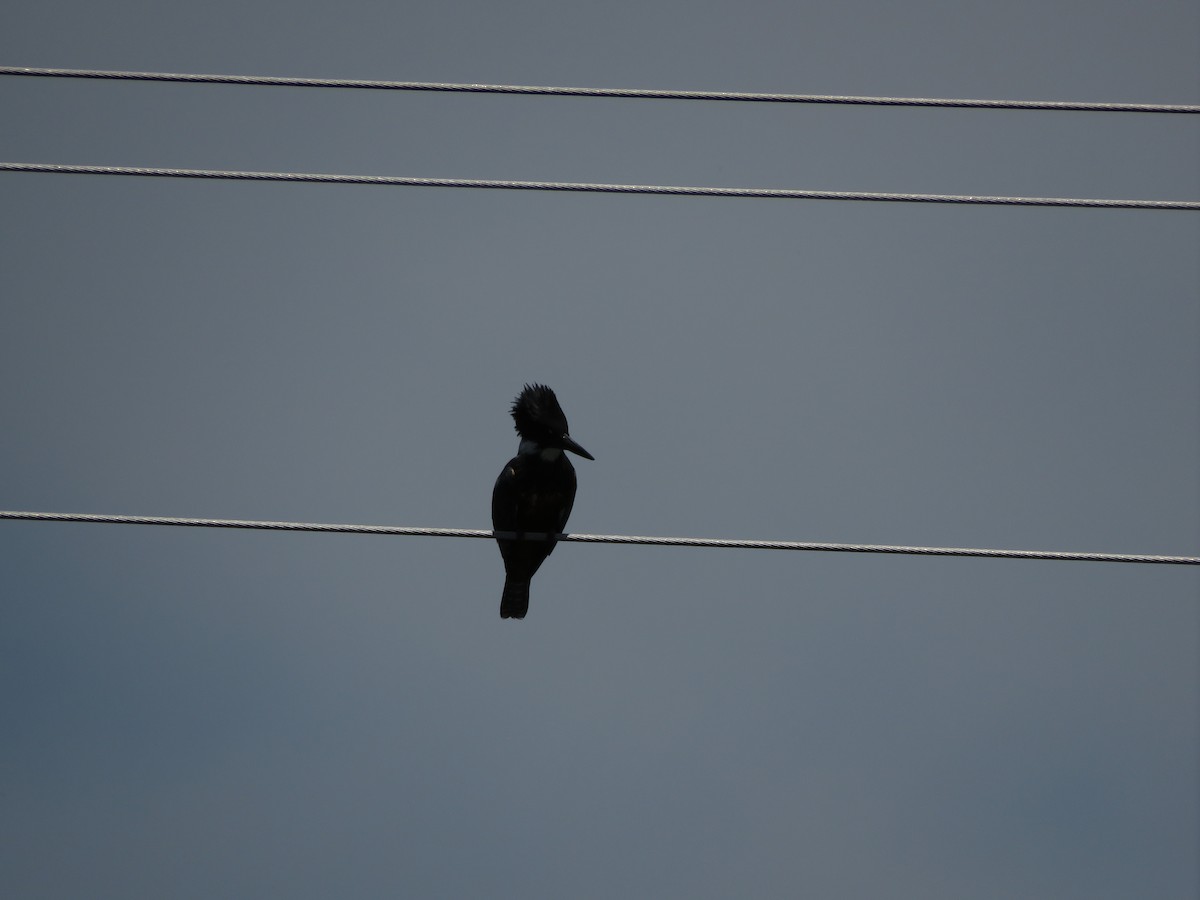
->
xmin=511 ymin=383 xmax=569 ymax=438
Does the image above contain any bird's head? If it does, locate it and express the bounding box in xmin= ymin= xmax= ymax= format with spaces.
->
xmin=511 ymin=383 xmax=594 ymax=460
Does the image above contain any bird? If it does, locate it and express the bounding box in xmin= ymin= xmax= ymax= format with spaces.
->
xmin=492 ymin=384 xmax=594 ymax=619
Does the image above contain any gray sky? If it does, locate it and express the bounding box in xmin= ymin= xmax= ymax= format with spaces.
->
xmin=2 ymin=2 xmax=1198 ymax=897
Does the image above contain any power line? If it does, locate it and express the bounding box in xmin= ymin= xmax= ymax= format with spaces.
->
xmin=2 ymin=510 xmax=1196 ymax=566
xmin=3 ymin=162 xmax=1196 ymax=210
xmin=3 ymin=65 xmax=1197 ymax=114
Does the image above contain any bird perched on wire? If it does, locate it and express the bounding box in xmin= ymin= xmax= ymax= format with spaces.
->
xmin=491 ymin=384 xmax=594 ymax=619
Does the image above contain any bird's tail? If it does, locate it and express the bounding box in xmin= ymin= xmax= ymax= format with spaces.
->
xmin=500 ymin=579 xmax=530 ymax=619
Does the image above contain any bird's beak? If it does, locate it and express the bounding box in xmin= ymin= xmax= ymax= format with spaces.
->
xmin=562 ymin=434 xmax=594 ymax=460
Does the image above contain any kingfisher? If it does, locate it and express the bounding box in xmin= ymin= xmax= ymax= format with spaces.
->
xmin=492 ymin=384 xmax=594 ymax=619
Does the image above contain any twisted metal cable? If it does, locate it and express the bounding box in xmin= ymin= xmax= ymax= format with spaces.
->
xmin=2 ymin=510 xmax=1196 ymax=566
xmin=3 ymin=163 xmax=1196 ymax=209
xmin=3 ymin=66 xmax=1197 ymax=114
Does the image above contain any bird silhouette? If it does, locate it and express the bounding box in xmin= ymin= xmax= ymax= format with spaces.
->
xmin=491 ymin=384 xmax=593 ymax=619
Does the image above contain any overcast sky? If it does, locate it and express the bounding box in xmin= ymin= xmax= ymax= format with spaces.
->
xmin=2 ymin=2 xmax=1198 ymax=898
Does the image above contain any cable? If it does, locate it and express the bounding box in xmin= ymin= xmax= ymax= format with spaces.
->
xmin=3 ymin=66 xmax=1197 ymax=114
xmin=3 ymin=162 xmax=1196 ymax=209
xmin=2 ymin=510 xmax=1196 ymax=566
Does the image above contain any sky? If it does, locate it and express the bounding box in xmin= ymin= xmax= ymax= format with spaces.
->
xmin=2 ymin=2 xmax=1198 ymax=898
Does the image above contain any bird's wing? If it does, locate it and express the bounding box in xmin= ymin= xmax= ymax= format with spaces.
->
xmin=491 ymin=457 xmax=523 ymax=532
